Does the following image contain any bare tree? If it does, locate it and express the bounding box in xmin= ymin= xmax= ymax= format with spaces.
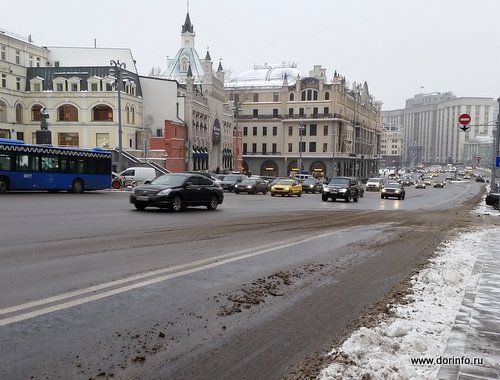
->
xmin=148 ymin=66 xmax=163 ymax=77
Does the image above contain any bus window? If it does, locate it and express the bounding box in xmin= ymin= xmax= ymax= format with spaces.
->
xmin=16 ymin=154 xmax=35 ymax=171
xmin=0 ymin=153 xmax=11 ymax=171
xmin=41 ymin=155 xmax=59 ymax=172
xmin=75 ymin=159 xmax=85 ymax=174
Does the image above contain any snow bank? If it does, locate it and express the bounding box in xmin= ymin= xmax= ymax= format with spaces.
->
xmin=319 ymin=228 xmax=490 ymax=380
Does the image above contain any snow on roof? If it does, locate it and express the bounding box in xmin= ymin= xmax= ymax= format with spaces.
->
xmin=226 ymin=63 xmax=301 ymax=89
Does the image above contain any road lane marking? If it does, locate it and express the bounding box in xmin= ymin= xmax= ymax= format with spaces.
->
xmin=0 ymin=229 xmax=355 ymax=327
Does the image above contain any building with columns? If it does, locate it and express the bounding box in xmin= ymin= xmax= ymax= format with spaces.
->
xmin=226 ymin=63 xmax=382 ymax=180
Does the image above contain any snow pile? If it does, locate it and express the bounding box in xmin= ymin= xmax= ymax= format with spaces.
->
xmin=319 ymin=229 xmax=490 ymax=380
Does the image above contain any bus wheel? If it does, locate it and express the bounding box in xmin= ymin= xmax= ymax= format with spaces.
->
xmin=71 ymin=179 xmax=84 ymax=193
xmin=0 ymin=177 xmax=8 ymax=193
xmin=112 ymin=179 xmax=122 ymax=189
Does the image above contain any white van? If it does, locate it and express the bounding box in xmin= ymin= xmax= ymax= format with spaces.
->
xmin=294 ymin=173 xmax=313 ymax=182
xmin=120 ymin=167 xmax=156 ymax=186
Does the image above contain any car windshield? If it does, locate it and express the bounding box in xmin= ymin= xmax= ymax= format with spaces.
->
xmin=368 ymin=178 xmax=381 ymax=182
xmin=329 ymin=178 xmax=349 ymax=185
xmin=385 ymin=182 xmax=400 ymax=188
xmin=150 ymin=174 xmax=186 ymax=187
xmin=240 ymin=179 xmax=256 ymax=185
xmin=302 ymin=179 xmax=315 ymax=184
xmin=275 ymin=179 xmax=293 ymax=185
xmin=223 ymin=175 xmax=240 ymax=181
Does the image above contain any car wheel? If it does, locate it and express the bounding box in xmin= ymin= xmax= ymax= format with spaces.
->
xmin=494 ymin=200 xmax=499 ymax=210
xmin=263 ymin=189 xmax=267 ymax=195
xmin=402 ymin=194 xmax=405 ymax=200
xmin=353 ymin=197 xmax=358 ymax=202
xmin=398 ymin=195 xmax=401 ymax=200
xmin=381 ymin=194 xmax=385 ymax=199
xmin=170 ymin=195 xmax=183 ymax=212
xmin=344 ymin=196 xmax=350 ymax=202
xmin=271 ymin=193 xmax=275 ymax=197
xmin=235 ymin=190 xmax=239 ymax=194
xmin=322 ymin=195 xmax=328 ymax=202
xmin=134 ymin=203 xmax=146 ymax=211
xmin=111 ymin=179 xmax=122 ymax=189
xmin=298 ymin=191 xmax=302 ymax=197
xmin=71 ymin=179 xmax=84 ymax=193
xmin=207 ymin=195 xmax=218 ymax=210
xmin=288 ymin=191 xmax=293 ymax=197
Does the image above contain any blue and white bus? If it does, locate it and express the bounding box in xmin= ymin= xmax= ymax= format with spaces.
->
xmin=0 ymin=138 xmax=112 ymax=193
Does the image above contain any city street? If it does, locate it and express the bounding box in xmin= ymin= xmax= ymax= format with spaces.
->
xmin=0 ymin=180 xmax=491 ymax=379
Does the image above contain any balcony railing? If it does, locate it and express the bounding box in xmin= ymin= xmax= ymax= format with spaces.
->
xmin=237 ymin=113 xmax=343 ymax=120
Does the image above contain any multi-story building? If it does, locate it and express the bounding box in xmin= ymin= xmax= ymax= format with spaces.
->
xmin=380 ymin=110 xmax=404 ymax=169
xmin=153 ymin=12 xmax=236 ymax=173
xmin=384 ymin=92 xmax=496 ymax=167
xmin=226 ymin=64 xmax=382 ymax=180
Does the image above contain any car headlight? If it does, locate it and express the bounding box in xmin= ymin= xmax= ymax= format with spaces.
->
xmin=323 ymin=187 xmax=330 ymax=192
xmin=158 ymin=188 xmax=172 ymax=196
xmin=381 ymin=189 xmax=387 ymax=193
xmin=309 ymin=184 xmax=314 ymax=188
xmin=339 ymin=188 xmax=347 ymax=193
xmin=394 ymin=190 xmax=400 ymax=193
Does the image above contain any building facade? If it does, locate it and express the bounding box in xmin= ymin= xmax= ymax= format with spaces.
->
xmin=384 ymin=92 xmax=496 ymax=167
xmin=380 ymin=109 xmax=404 ymax=169
xmin=158 ymin=12 xmax=237 ymax=173
xmin=226 ymin=64 xmax=382 ymax=179
xmin=0 ymin=29 xmax=145 ymax=171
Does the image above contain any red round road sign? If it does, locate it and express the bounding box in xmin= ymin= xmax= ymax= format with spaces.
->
xmin=459 ymin=113 xmax=471 ymax=125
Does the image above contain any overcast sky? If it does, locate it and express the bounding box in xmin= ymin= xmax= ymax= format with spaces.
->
xmin=3 ymin=0 xmax=500 ymax=110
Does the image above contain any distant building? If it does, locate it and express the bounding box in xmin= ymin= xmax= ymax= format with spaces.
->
xmin=226 ymin=64 xmax=382 ymax=179
xmin=382 ymin=92 xmax=495 ymax=167
xmin=380 ymin=110 xmax=404 ymax=169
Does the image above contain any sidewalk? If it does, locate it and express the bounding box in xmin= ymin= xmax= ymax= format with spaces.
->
xmin=438 ymin=229 xmax=500 ymax=379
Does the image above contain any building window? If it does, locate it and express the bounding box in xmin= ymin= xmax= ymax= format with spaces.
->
xmin=309 ymin=142 xmax=316 ymax=153
xmin=323 ymin=125 xmax=328 ymax=136
xmin=31 ymin=104 xmax=42 ymax=121
xmin=253 ymin=109 xmax=258 ymax=117
xmin=252 ymin=143 xmax=257 ymax=153
xmin=253 ymin=93 xmax=259 ymax=102
xmin=33 ymin=83 xmax=41 ymax=92
xmin=1 ymin=74 xmax=6 ymax=88
xmin=262 ymin=143 xmax=267 ymax=155
xmin=58 ymin=132 xmax=79 ymax=146
xmin=15 ymin=50 xmax=20 ymax=64
xmin=92 ymin=105 xmax=113 ymax=121
xmin=273 ymin=109 xmax=278 ymax=118
xmin=36 ymin=57 xmax=40 ymax=67
xmin=263 ymin=126 xmax=267 ymax=136
xmin=325 ymin=92 xmax=330 ymax=100
xmin=299 ymin=108 xmax=304 ymax=116
xmin=288 ymin=126 xmax=293 ymax=136
xmin=290 ymin=93 xmax=294 ymax=101
xmin=288 ymin=143 xmax=293 ymax=152
xmin=288 ymin=108 xmax=293 ymax=116
xmin=272 ymin=143 xmax=277 ymax=153
xmin=243 ymin=143 xmax=247 ymax=155
xmin=29 ymin=55 xmax=33 ymax=67
xmin=16 ymin=132 xmax=24 ymax=141
xmin=56 ymin=83 xmax=64 ymax=92
xmin=300 ymin=141 xmax=306 ymax=153
xmin=96 ymin=133 xmax=110 ymax=148
xmin=0 ymin=45 xmax=6 ymax=61
xmin=71 ymin=83 xmax=78 ymax=92
xmin=16 ymin=77 xmax=21 ymax=91
xmin=125 ymin=106 xmax=130 ymax=123
xmin=272 ymin=126 xmax=277 ymax=136
xmin=253 ymin=126 xmax=257 ymax=136
xmin=243 ymin=126 xmax=248 ymax=136
xmin=273 ymin=93 xmax=279 ymax=102
xmin=323 ymin=143 xmax=328 ymax=152
xmin=324 ymin=107 xmax=329 ymax=115
xmin=15 ymin=104 xmax=23 ymax=123
xmin=57 ymin=104 xmax=79 ymax=121
xmin=309 ymin=124 xmax=317 ymax=136
xmin=131 ymin=107 xmax=135 ymax=124
xmin=91 ymin=83 xmax=99 ymax=91
xmin=313 ymin=107 xmax=318 ymax=116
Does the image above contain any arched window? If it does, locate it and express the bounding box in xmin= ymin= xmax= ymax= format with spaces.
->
xmin=92 ymin=105 xmax=113 ymax=121
xmin=15 ymin=104 xmax=23 ymax=124
xmin=31 ymin=104 xmax=42 ymax=121
xmin=289 ymin=93 xmax=294 ymax=101
xmin=0 ymin=101 xmax=7 ymax=123
xmin=131 ymin=106 xmax=135 ymax=124
xmin=325 ymin=92 xmax=330 ymax=100
xmin=125 ymin=105 xmax=130 ymax=123
xmin=57 ymin=104 xmax=78 ymax=121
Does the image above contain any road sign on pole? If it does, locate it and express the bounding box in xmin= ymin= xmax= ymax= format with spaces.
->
xmin=459 ymin=113 xmax=471 ymax=131
xmin=496 ymin=156 xmax=500 ymax=168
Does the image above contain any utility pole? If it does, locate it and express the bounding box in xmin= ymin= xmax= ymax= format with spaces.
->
xmin=491 ymin=96 xmax=500 ymax=190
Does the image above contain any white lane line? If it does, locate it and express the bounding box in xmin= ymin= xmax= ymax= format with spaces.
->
xmin=0 ymin=230 xmax=343 ymax=327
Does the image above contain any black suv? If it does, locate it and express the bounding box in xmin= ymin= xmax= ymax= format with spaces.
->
xmin=321 ymin=177 xmax=360 ymax=202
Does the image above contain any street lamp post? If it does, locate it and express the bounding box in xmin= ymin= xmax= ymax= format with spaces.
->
xmin=298 ymin=123 xmax=305 ymax=173
xmin=332 ymin=128 xmax=337 ymax=177
xmin=110 ymin=59 xmax=126 ymax=172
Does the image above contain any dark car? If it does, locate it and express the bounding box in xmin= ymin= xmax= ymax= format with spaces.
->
xmin=486 ymin=191 xmax=500 ymax=209
xmin=220 ymin=174 xmax=247 ymax=192
xmin=475 ymin=176 xmax=486 ymax=183
xmin=234 ymin=178 xmax=268 ymax=194
xmin=301 ymin=178 xmax=323 ymax=193
xmin=321 ymin=176 xmax=360 ymax=202
xmin=381 ymin=182 xmax=406 ymax=199
xmin=130 ymin=173 xmax=223 ymax=212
